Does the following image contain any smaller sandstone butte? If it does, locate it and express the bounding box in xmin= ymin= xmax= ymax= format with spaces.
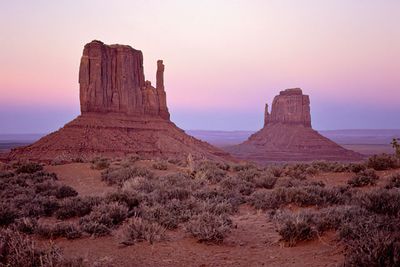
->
xmin=225 ymin=88 xmax=363 ymax=163
xmin=9 ymin=41 xmax=231 ymax=162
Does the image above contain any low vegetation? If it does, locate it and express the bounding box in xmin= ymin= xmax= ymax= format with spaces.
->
xmin=1 ymin=158 xmax=400 ymax=265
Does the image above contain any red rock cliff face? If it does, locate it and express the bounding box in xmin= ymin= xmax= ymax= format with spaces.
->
xmin=265 ymin=88 xmax=311 ymax=127
xmin=79 ymin=40 xmax=169 ymax=119
xmin=225 ymin=88 xmax=363 ymax=163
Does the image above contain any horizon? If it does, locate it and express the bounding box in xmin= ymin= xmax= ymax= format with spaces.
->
xmin=1 ymin=0 xmax=399 ymax=133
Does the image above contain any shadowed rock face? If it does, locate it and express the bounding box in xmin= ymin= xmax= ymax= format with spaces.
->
xmin=225 ymin=88 xmax=363 ymax=163
xmin=79 ymin=40 xmax=169 ymax=120
xmin=265 ymin=88 xmax=311 ymax=127
xmin=9 ymin=41 xmax=231 ymax=162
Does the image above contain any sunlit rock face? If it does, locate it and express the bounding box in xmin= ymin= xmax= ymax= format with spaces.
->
xmin=225 ymin=88 xmax=363 ymax=163
xmin=79 ymin=40 xmax=169 ymax=120
xmin=9 ymin=41 xmax=232 ymax=162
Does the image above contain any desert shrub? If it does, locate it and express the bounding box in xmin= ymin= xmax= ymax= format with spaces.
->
xmin=13 ymin=217 xmax=38 ymax=234
xmin=237 ymin=168 xmax=262 ymax=182
xmin=385 ymin=173 xmax=400 ymax=189
xmin=348 ymin=168 xmax=379 ymax=187
xmin=152 ymin=160 xmax=168 ymax=170
xmin=271 ymin=206 xmax=371 ymax=246
xmin=220 ymin=176 xmax=255 ymax=196
xmin=194 ymin=161 xmax=227 ymax=183
xmin=273 ymin=210 xmax=317 ymax=246
xmin=91 ymin=157 xmax=110 ymax=170
xmin=198 ymin=199 xmax=236 ymax=215
xmin=348 ymin=163 xmax=367 ymax=173
xmin=194 ymin=187 xmax=243 ymax=212
xmin=101 ymin=166 xmax=153 ymax=186
xmin=55 ymin=196 xmax=101 ymax=219
xmin=140 ymin=198 xmax=198 ymax=229
xmin=248 ymin=186 xmax=346 ymax=210
xmin=105 ymin=191 xmax=140 ymax=211
xmin=55 ymin=185 xmax=78 ymax=199
xmin=15 ymin=162 xmax=43 ymax=174
xmin=22 ymin=195 xmax=60 ymax=217
xmin=0 ymin=228 xmax=79 ymax=267
xmin=266 ymin=166 xmax=285 ymax=177
xmin=36 ymin=222 xmax=82 ymax=239
xmin=0 ymin=204 xmax=18 ymax=226
xmin=344 ymin=231 xmax=400 ymax=267
xmin=185 ymin=212 xmax=232 ymax=243
xmin=367 ymin=154 xmax=398 ymax=171
xmin=254 ymin=173 xmax=278 ymax=189
xmin=79 ymin=202 xmax=128 ymax=236
xmin=357 ymin=188 xmax=400 ymax=216
xmin=311 ymin=161 xmax=347 ymax=173
xmin=119 ymin=217 xmax=165 ymax=245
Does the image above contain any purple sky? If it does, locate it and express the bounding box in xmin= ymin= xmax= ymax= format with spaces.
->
xmin=0 ymin=0 xmax=399 ymax=133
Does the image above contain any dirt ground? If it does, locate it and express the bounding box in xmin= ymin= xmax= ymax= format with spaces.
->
xmin=39 ymin=163 xmax=391 ymax=266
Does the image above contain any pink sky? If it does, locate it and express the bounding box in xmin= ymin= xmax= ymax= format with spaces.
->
xmin=0 ymin=0 xmax=399 ymax=132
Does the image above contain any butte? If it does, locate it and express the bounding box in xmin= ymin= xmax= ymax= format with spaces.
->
xmin=225 ymin=88 xmax=363 ymax=163
xmin=8 ymin=40 xmax=231 ymax=162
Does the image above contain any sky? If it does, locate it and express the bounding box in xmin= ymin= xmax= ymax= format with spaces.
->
xmin=0 ymin=0 xmax=399 ymax=133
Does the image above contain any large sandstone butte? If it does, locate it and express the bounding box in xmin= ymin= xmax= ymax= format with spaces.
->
xmin=225 ymin=88 xmax=363 ymax=163
xmin=9 ymin=40 xmax=231 ymax=162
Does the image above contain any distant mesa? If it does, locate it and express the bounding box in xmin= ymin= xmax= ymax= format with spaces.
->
xmin=224 ymin=88 xmax=364 ymax=163
xmin=8 ymin=40 xmax=232 ymax=162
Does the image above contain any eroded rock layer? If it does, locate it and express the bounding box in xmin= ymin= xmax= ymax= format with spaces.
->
xmin=9 ymin=113 xmax=229 ymax=162
xmin=225 ymin=88 xmax=363 ymax=163
xmin=9 ymin=41 xmax=231 ymax=162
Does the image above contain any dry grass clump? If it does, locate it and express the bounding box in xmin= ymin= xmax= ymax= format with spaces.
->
xmin=152 ymin=160 xmax=168 ymax=170
xmin=194 ymin=161 xmax=227 ymax=183
xmin=119 ymin=217 xmax=165 ymax=245
xmin=367 ymin=154 xmax=398 ymax=171
xmin=0 ymin=228 xmax=82 ymax=266
xmin=347 ymin=168 xmax=379 ymax=187
xmin=91 ymin=157 xmax=110 ymax=170
xmin=185 ymin=212 xmax=232 ymax=243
